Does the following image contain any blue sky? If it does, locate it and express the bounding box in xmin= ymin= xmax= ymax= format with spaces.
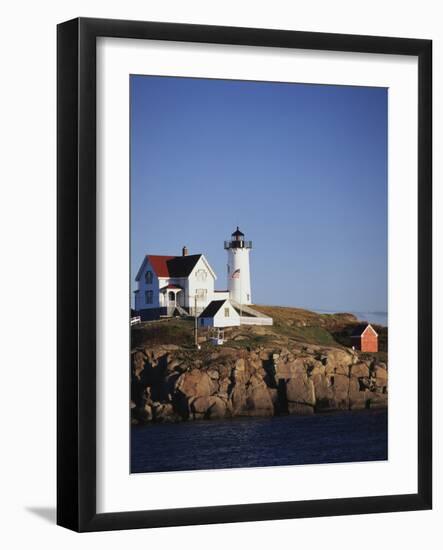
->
xmin=131 ymin=75 xmax=387 ymax=314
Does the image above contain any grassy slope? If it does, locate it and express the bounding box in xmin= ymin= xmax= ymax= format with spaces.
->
xmin=131 ymin=304 xmax=387 ymax=359
xmin=132 ymin=318 xmax=195 ymax=349
xmin=254 ymin=305 xmax=357 ymax=346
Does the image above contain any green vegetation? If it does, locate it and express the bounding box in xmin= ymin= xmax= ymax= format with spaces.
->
xmin=255 ymin=304 xmax=358 ymax=330
xmin=290 ymin=325 xmax=336 ymax=345
xmin=131 ymin=318 xmax=195 ymax=349
xmin=131 ymin=304 xmax=389 ymax=353
xmin=264 ymin=316 xmax=335 ymax=346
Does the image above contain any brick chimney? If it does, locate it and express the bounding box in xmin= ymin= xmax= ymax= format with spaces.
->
xmin=182 ymin=245 xmax=188 ymax=257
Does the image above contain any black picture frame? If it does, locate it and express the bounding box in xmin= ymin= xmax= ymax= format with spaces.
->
xmin=57 ymin=17 xmax=432 ymax=532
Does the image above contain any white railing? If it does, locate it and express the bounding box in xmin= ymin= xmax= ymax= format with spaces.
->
xmin=175 ymin=304 xmax=190 ymax=317
xmin=130 ymin=316 xmax=141 ymax=326
xmin=239 ymin=316 xmax=273 ymax=326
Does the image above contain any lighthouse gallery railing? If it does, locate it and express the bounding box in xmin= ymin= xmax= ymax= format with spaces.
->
xmin=224 ymin=240 xmax=252 ymax=249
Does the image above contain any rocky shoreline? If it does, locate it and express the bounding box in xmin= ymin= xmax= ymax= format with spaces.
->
xmin=131 ymin=341 xmax=387 ymax=424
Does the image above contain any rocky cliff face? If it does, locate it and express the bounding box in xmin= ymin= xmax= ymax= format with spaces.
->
xmin=131 ymin=342 xmax=387 ymax=424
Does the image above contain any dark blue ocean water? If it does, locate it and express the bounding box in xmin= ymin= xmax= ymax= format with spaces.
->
xmin=131 ymin=409 xmax=387 ymax=474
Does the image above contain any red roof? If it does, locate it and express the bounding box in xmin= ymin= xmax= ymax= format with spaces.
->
xmin=350 ymin=323 xmax=378 ymax=337
xmin=136 ymin=254 xmax=203 ymax=280
xmin=147 ymin=255 xmax=175 ymax=277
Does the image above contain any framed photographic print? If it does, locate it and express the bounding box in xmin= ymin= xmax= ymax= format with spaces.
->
xmin=57 ymin=18 xmax=432 ymax=531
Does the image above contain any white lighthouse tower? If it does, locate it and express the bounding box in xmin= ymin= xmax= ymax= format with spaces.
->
xmin=225 ymin=227 xmax=252 ymax=306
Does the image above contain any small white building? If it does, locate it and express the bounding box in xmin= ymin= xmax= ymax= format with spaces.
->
xmin=198 ymin=299 xmax=240 ymax=328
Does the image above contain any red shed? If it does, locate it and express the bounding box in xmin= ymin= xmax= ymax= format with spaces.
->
xmin=350 ymin=323 xmax=378 ymax=352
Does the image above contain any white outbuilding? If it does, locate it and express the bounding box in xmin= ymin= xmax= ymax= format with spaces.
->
xmin=198 ymin=299 xmax=240 ymax=328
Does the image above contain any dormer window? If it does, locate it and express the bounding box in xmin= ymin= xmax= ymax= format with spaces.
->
xmin=196 ymin=269 xmax=207 ymax=281
xmin=145 ymin=270 xmax=153 ymax=284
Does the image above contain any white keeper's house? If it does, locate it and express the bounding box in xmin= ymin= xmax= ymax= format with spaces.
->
xmin=134 ymin=227 xmax=272 ymax=326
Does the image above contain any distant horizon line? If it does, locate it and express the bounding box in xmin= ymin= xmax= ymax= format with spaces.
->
xmin=254 ymin=303 xmax=387 ymax=315
xmin=311 ymin=307 xmax=387 ymax=315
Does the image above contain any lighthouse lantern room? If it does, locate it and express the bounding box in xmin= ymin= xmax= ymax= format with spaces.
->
xmin=224 ymin=227 xmax=252 ymax=305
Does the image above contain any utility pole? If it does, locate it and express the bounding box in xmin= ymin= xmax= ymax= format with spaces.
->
xmin=194 ymin=293 xmax=198 ymax=348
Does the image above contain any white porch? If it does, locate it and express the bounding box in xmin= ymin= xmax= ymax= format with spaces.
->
xmin=159 ymin=284 xmax=184 ymax=315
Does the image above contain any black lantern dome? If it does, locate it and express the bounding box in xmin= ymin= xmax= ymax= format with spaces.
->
xmin=232 ymin=226 xmax=245 ymax=239
xmin=224 ymin=226 xmax=252 ymax=250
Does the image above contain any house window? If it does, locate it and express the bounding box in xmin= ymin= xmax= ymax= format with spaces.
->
xmin=145 ymin=270 xmax=153 ymax=284
xmin=247 ymin=294 xmax=250 ymax=301
xmin=145 ymin=290 xmax=153 ymax=304
xmin=168 ymin=291 xmax=175 ymax=302
xmin=224 ymin=308 xmax=230 ymax=317
xmin=196 ymin=269 xmax=207 ymax=281
xmin=196 ymin=289 xmax=207 ymax=300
